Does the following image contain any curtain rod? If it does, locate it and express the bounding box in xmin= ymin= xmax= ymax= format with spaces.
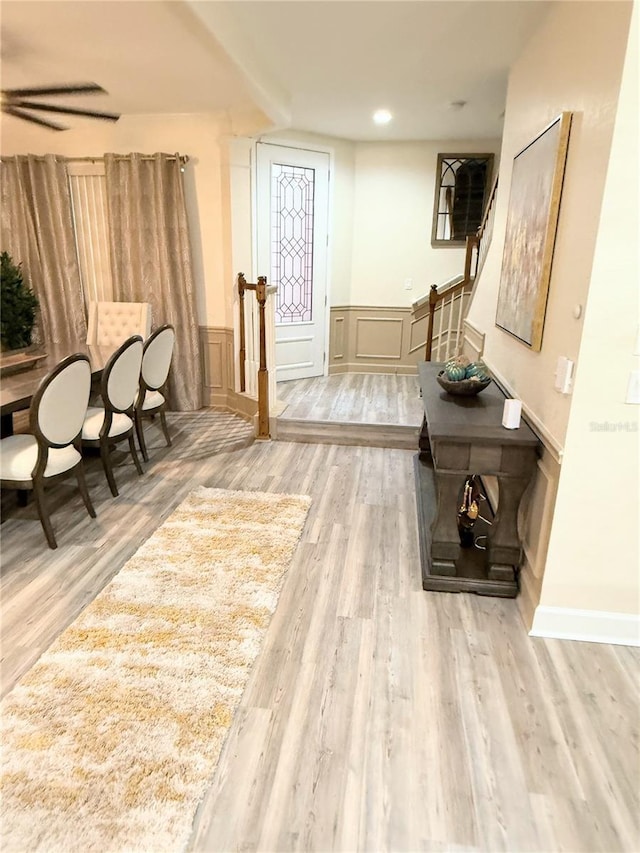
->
xmin=0 ymin=154 xmax=190 ymax=164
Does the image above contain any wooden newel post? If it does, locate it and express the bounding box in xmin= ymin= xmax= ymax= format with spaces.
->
xmin=256 ymin=276 xmax=270 ymax=439
xmin=425 ymin=284 xmax=439 ymax=361
xmin=237 ymin=273 xmax=247 ymax=393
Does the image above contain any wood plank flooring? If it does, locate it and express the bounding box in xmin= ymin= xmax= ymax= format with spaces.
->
xmin=1 ymin=410 xmax=639 ymax=852
xmin=277 ymin=373 xmax=424 ymax=427
xmin=275 ymin=373 xmax=423 ymax=449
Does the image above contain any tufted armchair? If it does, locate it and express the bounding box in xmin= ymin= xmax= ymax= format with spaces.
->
xmin=86 ymin=301 xmax=152 ymax=348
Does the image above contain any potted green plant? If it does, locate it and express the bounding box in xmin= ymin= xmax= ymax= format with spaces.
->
xmin=1 ymin=251 xmax=39 ymax=351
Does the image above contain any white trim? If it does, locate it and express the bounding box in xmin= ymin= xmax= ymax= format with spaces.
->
xmin=250 ymin=141 xmax=259 ymax=282
xmin=530 ymin=605 xmax=640 ymax=647
xmin=436 ymin=274 xmax=466 ymax=295
xmin=256 ymin=135 xmax=336 ymax=157
xmin=463 ymin=317 xmax=485 ymax=339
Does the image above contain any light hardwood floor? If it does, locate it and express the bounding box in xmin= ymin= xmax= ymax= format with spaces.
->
xmin=1 ymin=411 xmax=638 ymax=852
xmin=277 ymin=373 xmax=424 ymax=427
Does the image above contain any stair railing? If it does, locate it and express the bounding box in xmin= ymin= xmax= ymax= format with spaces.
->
xmin=474 ymin=173 xmax=499 ymax=284
xmin=237 ymin=273 xmax=270 ymax=439
xmin=423 ymin=173 xmax=499 ymax=362
xmin=424 ymin=236 xmax=477 ymax=362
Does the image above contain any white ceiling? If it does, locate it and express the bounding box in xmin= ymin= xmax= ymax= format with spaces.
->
xmin=1 ymin=0 xmax=552 ymax=142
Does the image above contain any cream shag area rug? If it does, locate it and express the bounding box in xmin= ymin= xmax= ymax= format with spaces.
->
xmin=1 ymin=486 xmax=311 ymax=853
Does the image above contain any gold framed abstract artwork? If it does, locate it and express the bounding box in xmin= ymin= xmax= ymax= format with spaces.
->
xmin=495 ymin=112 xmax=572 ymax=351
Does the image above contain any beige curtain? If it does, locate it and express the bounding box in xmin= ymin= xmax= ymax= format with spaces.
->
xmin=0 ymin=154 xmax=87 ymax=345
xmin=104 ymin=152 xmax=201 ymax=411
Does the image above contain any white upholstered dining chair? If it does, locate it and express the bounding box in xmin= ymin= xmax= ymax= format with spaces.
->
xmin=85 ymin=301 xmax=152 ymax=348
xmin=134 ymin=325 xmax=175 ymax=462
xmin=81 ymin=335 xmax=144 ymax=497
xmin=0 ymin=353 xmax=96 ymax=549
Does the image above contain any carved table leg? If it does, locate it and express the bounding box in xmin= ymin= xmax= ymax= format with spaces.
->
xmin=487 ymin=475 xmax=529 ymax=581
xmin=418 ymin=415 xmax=431 ymax=459
xmin=431 ymin=470 xmax=465 ymax=575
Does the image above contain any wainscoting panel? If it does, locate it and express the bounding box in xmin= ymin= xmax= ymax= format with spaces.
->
xmin=355 ymin=317 xmax=403 ymax=359
xmin=409 ymin=313 xmax=429 ymax=355
xmin=331 ymin=315 xmax=345 ymax=361
xmin=518 ymin=447 xmax=560 ymax=629
xmin=199 ymin=326 xmax=235 ymax=407
xmin=462 ymin=318 xmax=486 ymax=362
xmin=200 ymin=326 xmax=259 ymax=426
xmin=329 ymin=306 xmax=423 ymax=374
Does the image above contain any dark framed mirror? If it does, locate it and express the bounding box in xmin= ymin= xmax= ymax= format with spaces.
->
xmin=431 ymin=153 xmax=494 ymax=247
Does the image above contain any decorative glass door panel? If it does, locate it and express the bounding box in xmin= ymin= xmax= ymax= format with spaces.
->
xmin=271 ymin=164 xmax=315 ymax=324
xmin=257 ymin=143 xmax=329 ymax=382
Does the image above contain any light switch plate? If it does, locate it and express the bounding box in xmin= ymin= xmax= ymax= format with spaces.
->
xmin=626 ymin=370 xmax=640 ymax=404
xmin=555 ymin=356 xmax=574 ymax=394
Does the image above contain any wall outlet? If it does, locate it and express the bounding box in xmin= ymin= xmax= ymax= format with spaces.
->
xmin=404 ymin=278 xmax=413 ymax=290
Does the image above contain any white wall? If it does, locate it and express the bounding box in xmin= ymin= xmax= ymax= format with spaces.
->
xmin=256 ymin=133 xmax=501 ymax=310
xmin=536 ymin=1 xmax=639 ymax=621
xmin=466 ymin=1 xmax=633 ymax=450
xmin=349 ymin=139 xmax=501 ymax=307
xmin=465 ymin=0 xmax=636 ymax=631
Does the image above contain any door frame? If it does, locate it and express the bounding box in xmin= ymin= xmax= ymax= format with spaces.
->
xmin=251 ymin=136 xmax=334 ymax=379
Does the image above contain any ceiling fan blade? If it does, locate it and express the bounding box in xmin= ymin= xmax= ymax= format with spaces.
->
xmin=2 ymin=105 xmax=67 ymax=130
xmin=10 ymin=99 xmax=120 ymax=122
xmin=2 ymin=83 xmax=106 ymax=98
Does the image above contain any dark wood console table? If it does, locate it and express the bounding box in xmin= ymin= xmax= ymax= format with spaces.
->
xmin=415 ymin=362 xmax=540 ymax=597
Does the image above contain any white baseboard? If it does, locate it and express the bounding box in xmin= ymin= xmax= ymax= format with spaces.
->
xmin=530 ymin=605 xmax=640 ymax=647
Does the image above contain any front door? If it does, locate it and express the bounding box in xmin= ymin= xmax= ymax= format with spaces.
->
xmin=256 ymin=143 xmax=329 ymax=381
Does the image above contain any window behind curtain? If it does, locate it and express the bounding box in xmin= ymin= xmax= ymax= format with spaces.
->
xmin=67 ymin=162 xmax=114 ymax=311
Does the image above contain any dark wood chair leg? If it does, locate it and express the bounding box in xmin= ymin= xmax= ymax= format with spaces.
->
xmin=135 ymin=411 xmax=150 ymax=462
xmin=159 ymin=409 xmax=172 ymax=447
xmin=32 ymin=480 xmax=57 ymax=549
xmin=100 ymin=441 xmax=119 ymax=497
xmin=128 ymin=435 xmax=144 ymax=476
xmin=75 ymin=463 xmax=97 ymax=518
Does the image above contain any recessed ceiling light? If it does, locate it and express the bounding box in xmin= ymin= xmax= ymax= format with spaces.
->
xmin=373 ymin=109 xmax=392 ymax=125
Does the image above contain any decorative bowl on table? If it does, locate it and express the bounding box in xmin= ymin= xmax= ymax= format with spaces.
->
xmin=437 ymin=356 xmax=492 ymax=396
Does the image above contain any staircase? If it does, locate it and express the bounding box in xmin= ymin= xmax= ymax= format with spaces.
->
xmin=415 ymin=173 xmax=498 ymax=363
